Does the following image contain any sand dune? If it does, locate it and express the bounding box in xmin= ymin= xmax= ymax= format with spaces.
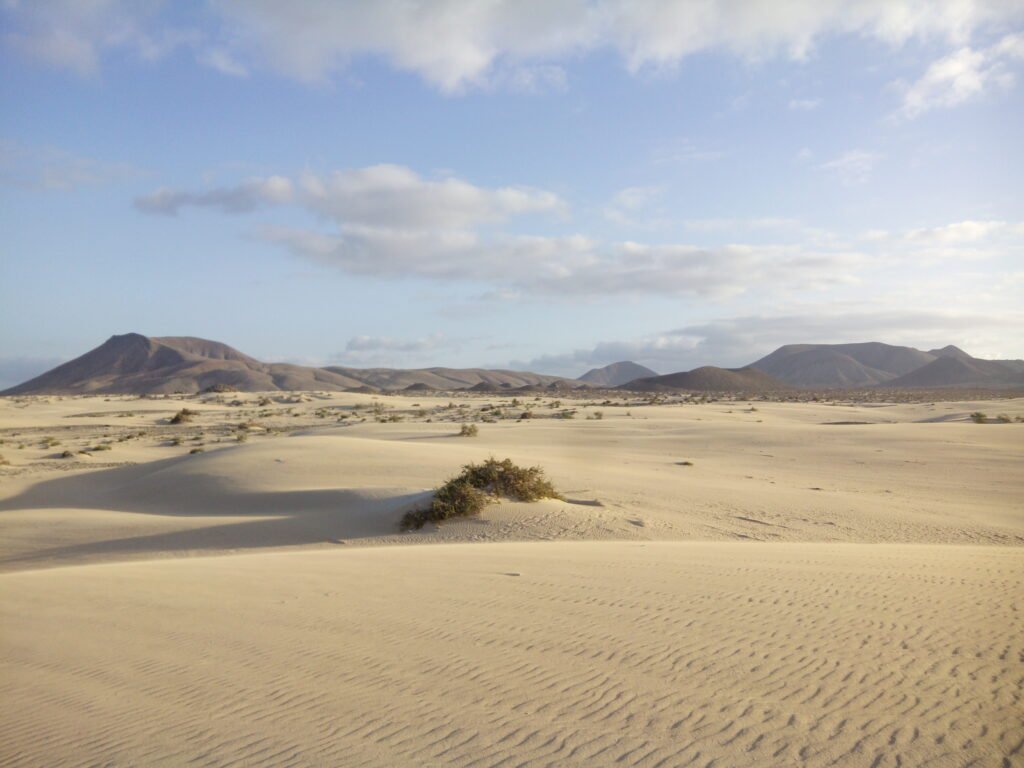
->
xmin=2 ymin=542 xmax=1022 ymax=767
xmin=1 ymin=392 xmax=1022 ymax=765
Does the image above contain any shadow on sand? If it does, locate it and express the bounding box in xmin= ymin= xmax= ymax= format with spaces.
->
xmin=0 ymin=453 xmax=431 ymax=569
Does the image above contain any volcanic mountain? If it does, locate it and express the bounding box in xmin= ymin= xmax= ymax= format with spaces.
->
xmin=620 ymin=366 xmax=786 ymax=392
xmin=0 ymin=334 xmax=364 ymax=395
xmin=1 ymin=334 xmax=574 ymax=395
xmin=750 ymin=342 xmax=1024 ymax=389
xmin=577 ymin=361 xmax=658 ymax=387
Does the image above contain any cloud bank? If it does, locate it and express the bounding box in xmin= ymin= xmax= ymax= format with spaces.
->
xmin=6 ymin=1 xmax=1024 ymax=94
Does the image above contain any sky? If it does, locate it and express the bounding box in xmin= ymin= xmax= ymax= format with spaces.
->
xmin=1 ymin=0 xmax=1023 ymax=387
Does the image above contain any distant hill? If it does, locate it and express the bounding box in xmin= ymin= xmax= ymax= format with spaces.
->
xmin=6 ymin=334 xmax=1022 ymax=395
xmin=577 ymin=361 xmax=657 ymax=387
xmin=886 ymin=355 xmax=1024 ymax=389
xmin=620 ymin=366 xmax=786 ymax=392
xmin=1 ymin=334 xmax=576 ymax=395
xmin=322 ymin=365 xmax=568 ymax=391
xmin=750 ymin=342 xmax=1024 ymax=389
xmin=0 ymin=334 xmax=367 ymax=395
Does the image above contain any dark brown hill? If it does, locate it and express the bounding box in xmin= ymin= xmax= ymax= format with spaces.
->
xmin=2 ymin=334 xmax=578 ymax=395
xmin=577 ymin=361 xmax=657 ymax=387
xmin=621 ymin=366 xmax=786 ymax=392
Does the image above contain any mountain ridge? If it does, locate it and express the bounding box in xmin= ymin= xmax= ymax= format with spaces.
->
xmin=1 ymin=334 xmax=578 ymax=395
xmin=750 ymin=342 xmax=1023 ymax=389
xmin=4 ymin=335 xmax=1023 ymax=395
xmin=577 ymin=361 xmax=658 ymax=387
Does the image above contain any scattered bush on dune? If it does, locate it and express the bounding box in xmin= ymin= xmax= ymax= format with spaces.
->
xmin=458 ymin=423 xmax=479 ymax=437
xmin=400 ymin=457 xmax=562 ymax=531
xmin=170 ymin=408 xmax=199 ymax=425
xmin=970 ymin=412 xmax=987 ymax=424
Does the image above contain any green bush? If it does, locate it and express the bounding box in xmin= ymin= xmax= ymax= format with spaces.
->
xmin=400 ymin=457 xmax=562 ymax=531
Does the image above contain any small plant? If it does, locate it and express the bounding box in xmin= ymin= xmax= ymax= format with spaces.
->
xmin=189 ymin=447 xmax=204 ymax=454
xmin=459 ymin=423 xmax=479 ymax=437
xmin=91 ymin=444 xmax=112 ymax=452
xmin=400 ymin=457 xmax=562 ymax=530
xmin=0 ymin=453 xmax=9 ymax=466
xmin=169 ymin=437 xmax=182 ymax=446
xmin=170 ymin=408 xmax=198 ymax=425
xmin=588 ymin=411 xmax=604 ymax=420
xmin=60 ymin=450 xmax=74 ymax=458
xmin=996 ymin=414 xmax=1011 ymax=423
xmin=970 ymin=412 xmax=987 ymax=424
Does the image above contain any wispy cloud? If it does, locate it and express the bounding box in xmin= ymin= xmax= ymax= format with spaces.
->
xmin=817 ymin=150 xmax=880 ymax=185
xmin=788 ymin=98 xmax=821 ymax=111
xmin=12 ymin=1 xmax=1021 ymax=95
xmin=512 ymin=310 xmax=1024 ymax=376
xmin=895 ymin=33 xmax=1024 ymax=119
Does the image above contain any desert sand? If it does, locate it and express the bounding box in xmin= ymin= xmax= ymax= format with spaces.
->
xmin=1 ymin=391 xmax=1022 ymax=766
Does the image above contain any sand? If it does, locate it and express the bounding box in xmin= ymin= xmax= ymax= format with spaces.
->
xmin=1 ymin=392 xmax=1022 ymax=766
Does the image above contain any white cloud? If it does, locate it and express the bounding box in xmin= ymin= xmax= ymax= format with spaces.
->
xmin=9 ymin=1 xmax=1023 ymax=93
xmin=264 ymin=225 xmax=867 ymax=299
xmin=298 ymin=165 xmax=564 ymax=229
xmin=345 ymin=334 xmax=444 ymax=353
xmin=135 ymin=175 xmax=294 ymax=214
xmin=788 ymin=98 xmax=821 ymax=110
xmin=512 ymin=309 xmax=1024 ymax=376
xmin=603 ymin=185 xmax=662 ymax=225
xmin=1 ymin=0 xmax=196 ymax=77
xmin=139 ymin=165 xmax=1024 ymax=304
xmin=652 ymin=137 xmax=725 ymax=165
xmin=817 ymin=149 xmax=880 ymax=185
xmin=905 ymin=219 xmax=1007 ymax=243
xmin=137 ymin=165 xmax=564 ymax=228
xmin=897 ymin=33 xmax=1024 ymax=119
xmin=198 ymin=47 xmax=248 ymax=77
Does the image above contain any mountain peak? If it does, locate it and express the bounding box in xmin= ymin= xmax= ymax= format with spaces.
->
xmin=577 ymin=361 xmax=657 ymax=387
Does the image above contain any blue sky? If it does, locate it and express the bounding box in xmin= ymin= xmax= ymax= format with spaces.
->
xmin=1 ymin=1 xmax=1022 ymax=386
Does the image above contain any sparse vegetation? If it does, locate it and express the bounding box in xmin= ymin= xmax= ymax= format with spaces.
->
xmin=189 ymin=447 xmax=204 ymax=454
xmin=970 ymin=412 xmax=987 ymax=424
xmin=170 ymin=408 xmax=199 ymax=424
xmin=458 ymin=423 xmax=479 ymax=437
xmin=400 ymin=457 xmax=562 ymax=530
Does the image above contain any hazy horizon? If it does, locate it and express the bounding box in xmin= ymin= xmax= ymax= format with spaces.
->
xmin=2 ymin=2 xmax=1023 ymax=386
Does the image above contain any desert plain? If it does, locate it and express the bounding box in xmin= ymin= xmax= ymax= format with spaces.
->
xmin=1 ymin=390 xmax=1022 ymax=767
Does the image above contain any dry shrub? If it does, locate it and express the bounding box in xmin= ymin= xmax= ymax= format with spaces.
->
xmin=400 ymin=457 xmax=561 ymax=530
